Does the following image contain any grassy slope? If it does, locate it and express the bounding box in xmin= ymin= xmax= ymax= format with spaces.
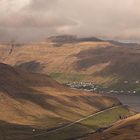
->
xmin=80 ymin=106 xmax=131 ymax=129
xmin=0 ymin=63 xmax=121 ymax=140
xmin=85 ymin=113 xmax=140 ymax=140
xmin=24 ymin=106 xmax=134 ymax=140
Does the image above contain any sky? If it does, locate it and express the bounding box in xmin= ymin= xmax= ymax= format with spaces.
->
xmin=0 ymin=0 xmax=140 ymax=42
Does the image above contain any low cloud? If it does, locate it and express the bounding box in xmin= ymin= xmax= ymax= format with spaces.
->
xmin=0 ymin=0 xmax=140 ymax=42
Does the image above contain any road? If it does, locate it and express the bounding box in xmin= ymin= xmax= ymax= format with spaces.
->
xmin=22 ymin=105 xmax=122 ymax=140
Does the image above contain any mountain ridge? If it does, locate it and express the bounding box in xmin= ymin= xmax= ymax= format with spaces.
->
xmin=1 ymin=36 xmax=140 ymax=93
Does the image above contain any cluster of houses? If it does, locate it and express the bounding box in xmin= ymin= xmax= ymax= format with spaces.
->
xmin=124 ymin=80 xmax=140 ymax=84
xmin=66 ymin=82 xmax=102 ymax=92
xmin=106 ymin=90 xmax=137 ymax=94
xmin=66 ymin=81 xmax=138 ymax=94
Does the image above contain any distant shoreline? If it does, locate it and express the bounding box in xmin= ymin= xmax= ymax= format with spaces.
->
xmin=101 ymin=93 xmax=140 ymax=112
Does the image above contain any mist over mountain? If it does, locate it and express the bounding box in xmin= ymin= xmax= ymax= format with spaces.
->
xmin=1 ymin=0 xmax=140 ymax=42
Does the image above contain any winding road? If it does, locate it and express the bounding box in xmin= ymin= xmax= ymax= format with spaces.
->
xmin=22 ymin=105 xmax=123 ymax=140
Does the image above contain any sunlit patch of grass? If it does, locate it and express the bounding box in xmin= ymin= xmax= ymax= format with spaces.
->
xmin=80 ymin=106 xmax=133 ymax=129
xmin=49 ymin=72 xmax=87 ymax=83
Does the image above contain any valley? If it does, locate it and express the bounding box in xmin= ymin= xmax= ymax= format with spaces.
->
xmin=0 ymin=36 xmax=140 ymax=140
xmin=1 ymin=36 xmax=139 ymax=94
xmin=0 ymin=63 xmax=133 ymax=140
xmin=1 ymin=1 xmax=140 ymax=139
xmin=65 ymin=82 xmax=140 ymax=112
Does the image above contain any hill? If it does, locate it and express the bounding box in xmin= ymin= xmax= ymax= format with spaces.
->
xmin=85 ymin=113 xmax=140 ymax=140
xmin=1 ymin=36 xmax=140 ymax=93
xmin=47 ymin=35 xmax=103 ymax=45
xmin=0 ymin=63 xmax=123 ymax=140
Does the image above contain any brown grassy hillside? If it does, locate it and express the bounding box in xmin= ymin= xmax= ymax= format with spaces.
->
xmin=1 ymin=37 xmax=140 ymax=91
xmin=0 ymin=63 xmax=121 ymax=139
xmin=0 ymin=63 xmax=120 ymax=125
xmin=85 ymin=113 xmax=140 ymax=140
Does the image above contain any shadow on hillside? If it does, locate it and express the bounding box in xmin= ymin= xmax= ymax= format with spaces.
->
xmin=0 ymin=120 xmax=34 ymax=140
xmin=0 ymin=85 xmax=93 ymax=116
xmin=75 ymin=46 xmax=140 ymax=78
xmin=0 ymin=63 xmax=119 ymax=120
xmin=0 ymin=84 xmax=118 ymax=118
xmin=15 ymin=61 xmax=45 ymax=73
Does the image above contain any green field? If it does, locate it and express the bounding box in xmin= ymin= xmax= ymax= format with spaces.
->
xmin=79 ymin=106 xmax=133 ymax=129
xmin=49 ymin=72 xmax=87 ymax=83
xmin=49 ymin=72 xmax=140 ymax=94
xmin=25 ymin=106 xmax=134 ymax=140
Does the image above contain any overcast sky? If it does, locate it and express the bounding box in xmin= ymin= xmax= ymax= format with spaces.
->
xmin=0 ymin=0 xmax=140 ymax=42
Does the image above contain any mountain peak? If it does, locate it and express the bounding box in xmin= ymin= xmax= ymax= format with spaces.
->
xmin=47 ymin=35 xmax=103 ymax=44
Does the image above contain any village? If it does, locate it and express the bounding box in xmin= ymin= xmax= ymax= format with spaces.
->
xmin=65 ymin=81 xmax=138 ymax=95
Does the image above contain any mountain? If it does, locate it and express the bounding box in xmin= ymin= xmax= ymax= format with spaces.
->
xmin=108 ymin=40 xmax=140 ymax=48
xmin=0 ymin=63 xmax=121 ymax=140
xmin=48 ymin=35 xmax=103 ymax=45
xmin=85 ymin=113 xmax=140 ymax=140
xmin=1 ymin=36 xmax=140 ymax=93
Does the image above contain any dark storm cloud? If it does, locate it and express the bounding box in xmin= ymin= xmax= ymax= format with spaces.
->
xmin=1 ymin=0 xmax=140 ymax=42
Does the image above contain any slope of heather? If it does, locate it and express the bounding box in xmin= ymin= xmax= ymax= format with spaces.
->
xmin=85 ymin=113 xmax=140 ymax=140
xmin=0 ymin=63 xmax=120 ymax=127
